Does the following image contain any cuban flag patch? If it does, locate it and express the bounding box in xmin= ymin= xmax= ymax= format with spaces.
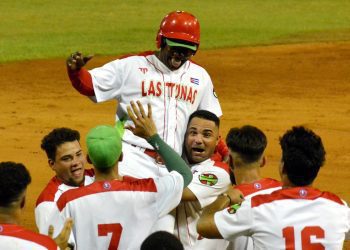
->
xmin=190 ymin=77 xmax=199 ymax=85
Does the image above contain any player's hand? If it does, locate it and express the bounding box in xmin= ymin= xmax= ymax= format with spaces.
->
xmin=66 ymin=51 xmax=93 ymax=71
xmin=48 ymin=218 xmax=74 ymax=250
xmin=126 ymin=101 xmax=157 ymax=140
xmin=225 ymin=186 xmax=244 ymax=205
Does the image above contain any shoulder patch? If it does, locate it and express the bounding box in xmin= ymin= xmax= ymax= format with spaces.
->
xmin=198 ymin=173 xmax=218 ymax=186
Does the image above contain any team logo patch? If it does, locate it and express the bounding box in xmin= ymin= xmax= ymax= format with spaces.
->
xmin=190 ymin=77 xmax=199 ymax=85
xmin=139 ymin=67 xmax=148 ymax=74
xmin=213 ymin=89 xmax=218 ymax=98
xmin=227 ymin=204 xmax=241 ymax=214
xmin=299 ymin=189 xmax=308 ymax=197
xmin=254 ymin=182 xmax=262 ymax=190
xmin=103 ymin=181 xmax=111 ymax=190
xmin=198 ymin=173 xmax=218 ymax=186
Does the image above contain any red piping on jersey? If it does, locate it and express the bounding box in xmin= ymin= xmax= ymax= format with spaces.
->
xmin=212 ymin=161 xmax=231 ymax=175
xmin=0 ymin=224 xmax=57 ymax=249
xmin=57 ymin=178 xmax=157 ymax=211
xmin=251 ymin=187 xmax=344 ymax=208
xmin=235 ymin=178 xmax=282 ymax=197
xmin=36 ymin=169 xmax=95 ymax=206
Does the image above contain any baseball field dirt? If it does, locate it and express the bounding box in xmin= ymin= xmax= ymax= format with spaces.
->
xmin=0 ymin=42 xmax=349 ymax=247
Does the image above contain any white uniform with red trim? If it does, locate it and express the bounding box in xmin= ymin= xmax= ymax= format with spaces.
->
xmin=89 ymin=52 xmax=222 ymax=178
xmin=35 ymin=169 xmax=94 ymax=234
xmin=227 ymin=178 xmax=282 ymax=250
xmin=50 ymin=171 xmax=184 ymax=250
xmin=215 ymin=187 xmax=350 ymax=250
xmin=174 ymin=159 xmax=231 ymax=250
xmin=0 ymin=224 xmax=58 ymax=250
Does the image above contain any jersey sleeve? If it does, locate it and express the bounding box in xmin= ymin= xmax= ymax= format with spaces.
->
xmin=189 ymin=167 xmax=230 ymax=208
xmin=214 ymin=199 xmax=253 ymax=241
xmin=35 ymin=201 xmax=56 ymax=234
xmin=154 ymin=171 xmax=184 ymax=217
xmin=89 ymin=59 xmax=124 ymax=103
xmin=198 ymin=72 xmax=222 ymax=117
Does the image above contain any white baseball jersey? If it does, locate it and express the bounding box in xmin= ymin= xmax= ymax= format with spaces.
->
xmin=35 ymin=169 xmax=94 ymax=234
xmin=89 ymin=52 xmax=222 ymax=178
xmin=215 ymin=187 xmax=350 ymax=250
xmin=227 ymin=178 xmax=282 ymax=250
xmin=0 ymin=224 xmax=58 ymax=250
xmin=50 ymin=171 xmax=184 ymax=250
xmin=174 ymin=159 xmax=231 ymax=250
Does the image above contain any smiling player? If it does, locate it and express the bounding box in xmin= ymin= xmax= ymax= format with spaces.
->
xmin=65 ymin=10 xmax=222 ymax=179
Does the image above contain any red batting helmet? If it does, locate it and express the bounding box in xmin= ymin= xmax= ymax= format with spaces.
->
xmin=156 ymin=11 xmax=200 ymax=49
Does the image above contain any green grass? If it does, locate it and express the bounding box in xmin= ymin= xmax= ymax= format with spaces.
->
xmin=1 ymin=0 xmax=350 ymax=62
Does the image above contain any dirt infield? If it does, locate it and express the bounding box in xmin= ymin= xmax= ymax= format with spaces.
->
xmin=1 ymin=42 xmax=349 ymax=246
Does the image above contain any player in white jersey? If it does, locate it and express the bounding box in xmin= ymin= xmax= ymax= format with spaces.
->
xmin=198 ymin=126 xmax=350 ymax=249
xmin=225 ymin=125 xmax=282 ymax=249
xmin=50 ymin=101 xmax=193 ymax=250
xmin=0 ymin=161 xmax=72 ymax=250
xmin=35 ymin=127 xmax=95 ymax=235
xmin=173 ymin=110 xmax=231 ymax=250
xmin=65 ymin=10 xmax=222 ymax=179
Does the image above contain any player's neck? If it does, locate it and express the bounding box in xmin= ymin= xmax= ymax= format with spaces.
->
xmin=0 ymin=207 xmax=21 ymax=225
xmin=234 ymin=165 xmax=262 ymax=185
xmin=94 ymin=166 xmax=121 ymax=182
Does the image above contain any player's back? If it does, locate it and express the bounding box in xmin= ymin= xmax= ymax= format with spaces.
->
xmin=55 ymin=173 xmax=183 ymax=250
xmin=249 ymin=186 xmax=349 ymax=249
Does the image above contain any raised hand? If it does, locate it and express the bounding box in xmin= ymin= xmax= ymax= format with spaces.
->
xmin=126 ymin=101 xmax=157 ymax=140
xmin=49 ymin=218 xmax=74 ymax=250
xmin=66 ymin=51 xmax=93 ymax=71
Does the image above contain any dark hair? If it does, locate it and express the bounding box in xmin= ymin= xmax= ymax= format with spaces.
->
xmin=141 ymin=231 xmax=184 ymax=250
xmin=0 ymin=162 xmax=31 ymax=207
xmin=41 ymin=128 xmax=80 ymax=160
xmin=188 ymin=110 xmax=220 ymax=128
xmin=226 ymin=125 xmax=267 ymax=164
xmin=279 ymin=126 xmax=325 ymax=186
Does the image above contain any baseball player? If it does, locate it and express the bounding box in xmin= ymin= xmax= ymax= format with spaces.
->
xmin=65 ymin=10 xmax=222 ymax=179
xmin=0 ymin=161 xmax=72 ymax=250
xmin=50 ymin=101 xmax=193 ymax=250
xmin=198 ymin=126 xmax=350 ymax=249
xmin=225 ymin=125 xmax=282 ymax=249
xmin=35 ymin=127 xmax=95 ymax=235
xmin=173 ymin=110 xmax=231 ymax=250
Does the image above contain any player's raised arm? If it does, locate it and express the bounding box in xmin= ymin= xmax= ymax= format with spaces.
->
xmin=127 ymin=100 xmax=192 ymax=187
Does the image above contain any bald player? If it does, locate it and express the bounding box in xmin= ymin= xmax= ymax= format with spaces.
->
xmin=65 ymin=10 xmax=222 ymax=179
xmin=198 ymin=126 xmax=350 ymax=249
xmin=49 ymin=101 xmax=193 ymax=250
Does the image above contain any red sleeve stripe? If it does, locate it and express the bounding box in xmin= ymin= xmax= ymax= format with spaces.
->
xmin=35 ymin=177 xmax=61 ymax=206
xmin=57 ymin=178 xmax=157 ymax=211
xmin=251 ymin=187 xmax=344 ymax=208
xmin=0 ymin=225 xmax=57 ymax=249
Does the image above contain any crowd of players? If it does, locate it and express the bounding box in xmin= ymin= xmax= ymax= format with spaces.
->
xmin=0 ymin=10 xmax=349 ymax=250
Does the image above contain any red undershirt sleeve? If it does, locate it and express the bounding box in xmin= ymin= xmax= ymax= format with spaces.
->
xmin=67 ymin=67 xmax=95 ymax=96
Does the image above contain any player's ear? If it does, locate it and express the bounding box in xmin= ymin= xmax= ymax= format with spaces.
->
xmin=86 ymin=154 xmax=92 ymax=164
xmin=118 ymin=152 xmax=123 ymax=162
xmin=48 ymin=159 xmax=55 ymax=170
xmin=260 ymin=156 xmax=267 ymax=168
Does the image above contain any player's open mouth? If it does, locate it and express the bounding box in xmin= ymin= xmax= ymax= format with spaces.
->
xmin=71 ymin=168 xmax=83 ymax=177
xmin=170 ymin=57 xmax=183 ymax=69
xmin=192 ymin=147 xmax=204 ymax=152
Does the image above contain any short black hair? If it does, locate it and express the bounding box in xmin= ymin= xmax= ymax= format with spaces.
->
xmin=188 ymin=110 xmax=220 ymax=128
xmin=0 ymin=162 xmax=31 ymax=207
xmin=226 ymin=125 xmax=267 ymax=164
xmin=41 ymin=128 xmax=80 ymax=160
xmin=279 ymin=126 xmax=325 ymax=186
xmin=141 ymin=231 xmax=184 ymax=250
